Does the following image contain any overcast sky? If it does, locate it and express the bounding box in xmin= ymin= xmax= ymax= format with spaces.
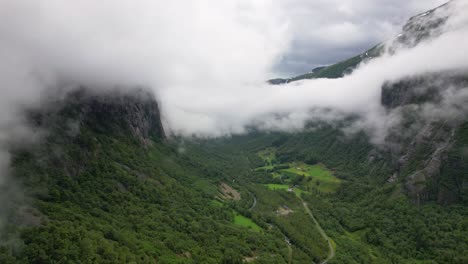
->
xmin=275 ymin=0 xmax=448 ymax=76
xmin=0 ymin=0 xmax=463 ymax=142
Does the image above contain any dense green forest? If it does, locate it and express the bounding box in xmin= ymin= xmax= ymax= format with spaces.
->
xmin=185 ymin=130 xmax=468 ymax=263
xmin=0 ymin=91 xmax=466 ymax=263
xmin=0 ymin=95 xmax=333 ymax=263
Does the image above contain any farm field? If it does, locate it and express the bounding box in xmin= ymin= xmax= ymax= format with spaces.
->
xmin=233 ymin=212 xmax=262 ymax=232
xmin=257 ymin=149 xmax=342 ymax=194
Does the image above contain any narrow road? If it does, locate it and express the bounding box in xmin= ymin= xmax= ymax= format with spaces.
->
xmin=248 ymin=191 xmax=291 ymax=263
xmin=248 ymin=191 xmax=257 ymax=210
xmin=285 ymin=236 xmax=292 ymax=264
xmin=299 ymin=197 xmax=335 ymax=264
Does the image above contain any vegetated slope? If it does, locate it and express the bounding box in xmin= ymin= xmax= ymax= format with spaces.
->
xmin=268 ymin=48 xmax=377 ymax=84
xmin=174 ymin=126 xmax=468 ymax=263
xmin=1 ymin=88 xmax=311 ymax=263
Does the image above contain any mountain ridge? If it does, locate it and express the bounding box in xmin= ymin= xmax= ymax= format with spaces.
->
xmin=268 ymin=1 xmax=452 ymax=84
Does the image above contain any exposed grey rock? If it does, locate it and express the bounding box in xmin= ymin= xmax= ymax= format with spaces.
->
xmin=34 ymin=87 xmax=165 ymax=144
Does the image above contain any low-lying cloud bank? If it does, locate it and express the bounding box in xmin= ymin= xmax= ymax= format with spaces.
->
xmin=163 ymin=0 xmax=468 ymax=144
xmin=0 ymin=0 xmax=289 ymax=218
xmin=0 ymin=0 xmax=466 ymax=142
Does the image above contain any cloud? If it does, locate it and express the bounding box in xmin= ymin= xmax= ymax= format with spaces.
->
xmin=0 ymin=0 xmax=464 ymax=143
xmin=161 ymin=0 xmax=468 ymax=144
xmin=0 ymin=0 xmax=291 ymax=234
xmin=0 ymin=0 xmax=464 ymax=149
xmin=0 ymin=0 xmax=290 ymax=88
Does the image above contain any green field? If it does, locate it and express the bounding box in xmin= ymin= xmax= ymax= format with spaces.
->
xmin=256 ymin=149 xmax=342 ymax=194
xmin=264 ymin=184 xmax=309 ymax=197
xmin=282 ymin=163 xmax=341 ymax=193
xmin=233 ymin=212 xmax=262 ymax=232
xmin=265 ymin=183 xmax=290 ymax=191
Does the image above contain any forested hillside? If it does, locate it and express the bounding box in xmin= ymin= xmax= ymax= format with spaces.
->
xmin=1 ymin=83 xmax=467 ymax=263
xmin=1 ymin=2 xmax=467 ymax=264
xmin=0 ymin=88 xmax=332 ymax=263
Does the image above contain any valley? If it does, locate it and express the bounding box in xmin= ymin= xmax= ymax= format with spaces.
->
xmin=0 ymin=86 xmax=466 ymax=263
xmin=0 ymin=2 xmax=467 ymax=263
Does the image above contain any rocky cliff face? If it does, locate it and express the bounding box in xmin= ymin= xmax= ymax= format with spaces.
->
xmin=390 ymin=2 xmax=450 ymax=50
xmin=370 ymin=1 xmax=468 ymax=205
xmin=381 ymin=73 xmax=468 ymax=110
xmin=380 ymin=73 xmax=468 ymax=204
xmin=33 ymin=87 xmax=165 ymax=145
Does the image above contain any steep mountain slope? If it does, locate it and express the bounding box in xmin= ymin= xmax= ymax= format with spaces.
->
xmin=267 ymin=0 xmax=468 ymax=204
xmin=250 ymin=2 xmax=468 ymax=262
xmin=1 ymin=88 xmax=332 ymax=263
xmin=381 ymin=73 xmax=468 ymax=204
xmin=269 ymin=1 xmax=451 ymax=84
